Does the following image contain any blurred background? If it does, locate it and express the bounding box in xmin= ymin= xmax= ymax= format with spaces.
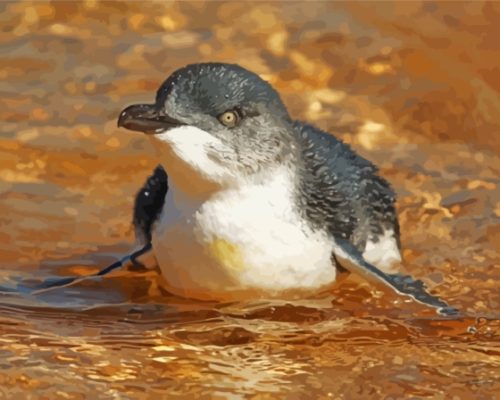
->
xmin=0 ymin=1 xmax=499 ymax=399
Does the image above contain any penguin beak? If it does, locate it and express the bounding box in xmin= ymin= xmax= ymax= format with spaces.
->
xmin=117 ymin=104 xmax=183 ymax=134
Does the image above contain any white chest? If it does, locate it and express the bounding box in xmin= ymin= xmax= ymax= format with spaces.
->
xmin=151 ymin=169 xmax=336 ymax=300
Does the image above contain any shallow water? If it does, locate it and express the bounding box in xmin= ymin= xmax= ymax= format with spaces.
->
xmin=1 ymin=1 xmax=499 ymax=399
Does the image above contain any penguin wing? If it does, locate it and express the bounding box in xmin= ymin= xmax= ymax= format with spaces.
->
xmin=133 ymin=165 xmax=169 ymax=244
xmin=293 ymin=122 xmax=456 ymax=315
xmin=332 ymin=237 xmax=458 ymax=315
xmin=25 ymin=166 xmax=170 ymax=295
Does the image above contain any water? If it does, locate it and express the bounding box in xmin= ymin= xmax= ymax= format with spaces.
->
xmin=0 ymin=1 xmax=499 ymax=398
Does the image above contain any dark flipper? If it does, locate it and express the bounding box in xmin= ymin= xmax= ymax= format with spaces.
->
xmin=30 ymin=243 xmax=153 ymax=295
xmin=332 ymin=238 xmax=458 ymax=316
xmin=133 ymin=165 xmax=169 ymax=244
xmin=27 ymin=167 xmax=169 ymax=295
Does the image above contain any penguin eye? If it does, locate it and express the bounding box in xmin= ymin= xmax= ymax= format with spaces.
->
xmin=218 ymin=110 xmax=240 ymax=128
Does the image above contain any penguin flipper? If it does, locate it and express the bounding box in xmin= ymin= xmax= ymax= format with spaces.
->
xmin=332 ymin=238 xmax=458 ymax=316
xmin=28 ymin=167 xmax=169 ymax=295
xmin=133 ymin=165 xmax=169 ymax=245
xmin=31 ymin=243 xmax=153 ymax=295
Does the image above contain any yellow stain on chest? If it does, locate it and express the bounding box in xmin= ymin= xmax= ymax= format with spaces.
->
xmin=207 ymin=238 xmax=246 ymax=272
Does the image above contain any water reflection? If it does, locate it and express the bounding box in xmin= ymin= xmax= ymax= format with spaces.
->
xmin=0 ymin=262 xmax=498 ymax=398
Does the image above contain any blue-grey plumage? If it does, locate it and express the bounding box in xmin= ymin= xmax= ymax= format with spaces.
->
xmin=293 ymin=121 xmax=400 ymax=254
xmin=117 ymin=62 xmax=457 ymax=315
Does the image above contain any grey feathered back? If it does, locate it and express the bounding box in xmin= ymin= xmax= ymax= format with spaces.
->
xmin=293 ymin=121 xmax=400 ymax=252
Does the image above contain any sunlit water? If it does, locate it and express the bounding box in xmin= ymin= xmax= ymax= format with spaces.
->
xmin=1 ymin=1 xmax=499 ymax=398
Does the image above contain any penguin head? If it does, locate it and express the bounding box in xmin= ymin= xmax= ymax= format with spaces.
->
xmin=119 ymin=63 xmax=295 ymax=185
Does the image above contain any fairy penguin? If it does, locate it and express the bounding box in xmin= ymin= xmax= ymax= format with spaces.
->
xmin=117 ymin=62 xmax=430 ymax=305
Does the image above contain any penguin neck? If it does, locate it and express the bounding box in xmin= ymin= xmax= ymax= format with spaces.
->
xmin=163 ymin=144 xmax=222 ymax=199
xmin=151 ymin=127 xmax=301 ymax=202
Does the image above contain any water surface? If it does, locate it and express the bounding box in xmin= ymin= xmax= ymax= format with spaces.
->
xmin=1 ymin=2 xmax=499 ymax=398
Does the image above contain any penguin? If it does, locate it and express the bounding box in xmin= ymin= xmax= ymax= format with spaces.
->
xmin=115 ymin=63 xmax=456 ymax=315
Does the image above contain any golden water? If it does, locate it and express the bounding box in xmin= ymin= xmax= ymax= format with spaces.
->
xmin=0 ymin=2 xmax=499 ymax=398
